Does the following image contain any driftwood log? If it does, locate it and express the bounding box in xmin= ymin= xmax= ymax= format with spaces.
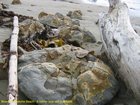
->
xmin=99 ymin=0 xmax=140 ymax=104
xmin=8 ymin=16 xmax=19 ymax=105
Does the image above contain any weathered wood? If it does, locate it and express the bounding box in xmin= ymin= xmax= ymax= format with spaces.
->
xmin=8 ymin=16 xmax=19 ymax=105
xmin=99 ymin=0 xmax=140 ymax=104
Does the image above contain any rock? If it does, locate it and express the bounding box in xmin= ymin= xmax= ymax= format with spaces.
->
xmin=67 ymin=10 xmax=82 ymax=20
xmin=74 ymin=61 xmax=119 ymax=105
xmin=72 ymin=19 xmax=80 ymax=26
xmin=0 ymin=3 xmax=8 ymax=10
xmin=19 ymin=19 xmax=45 ymax=39
xmin=68 ymin=30 xmax=84 ymax=46
xmin=55 ymin=12 xmax=64 ymax=20
xmin=18 ymin=45 xmax=119 ymax=105
xmin=58 ymin=25 xmax=96 ymax=47
xmin=1 ymin=3 xmax=9 ymax=9
xmin=0 ymin=2 xmax=9 ymax=9
xmin=18 ymin=63 xmax=72 ymax=105
xmin=62 ymin=16 xmax=73 ymax=26
xmin=39 ymin=14 xmax=62 ymax=28
xmin=71 ymin=25 xmax=81 ymax=31
xmin=79 ymin=30 xmax=97 ymax=52
xmin=11 ymin=0 xmax=21 ymax=5
xmin=38 ymin=12 xmax=48 ymax=19
xmin=83 ymin=30 xmax=96 ymax=43
xmin=58 ymin=26 xmax=71 ymax=38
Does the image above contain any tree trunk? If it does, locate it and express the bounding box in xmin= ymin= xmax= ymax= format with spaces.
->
xmin=8 ymin=16 xmax=19 ymax=105
xmin=99 ymin=0 xmax=140 ymax=104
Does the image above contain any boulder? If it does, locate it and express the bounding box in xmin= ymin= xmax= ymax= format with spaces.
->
xmin=19 ymin=63 xmax=72 ymax=105
xmin=18 ymin=45 xmax=119 ymax=105
xmin=58 ymin=25 xmax=96 ymax=47
xmin=19 ymin=19 xmax=45 ymax=39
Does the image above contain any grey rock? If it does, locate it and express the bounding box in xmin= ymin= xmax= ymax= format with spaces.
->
xmin=18 ymin=63 xmax=72 ymax=105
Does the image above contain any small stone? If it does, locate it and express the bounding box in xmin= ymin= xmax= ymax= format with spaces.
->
xmin=67 ymin=10 xmax=83 ymax=20
xmin=85 ymin=54 xmax=97 ymax=62
xmin=11 ymin=0 xmax=21 ymax=4
xmin=0 ymin=3 xmax=9 ymax=9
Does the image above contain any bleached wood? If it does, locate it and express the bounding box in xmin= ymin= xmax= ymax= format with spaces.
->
xmin=99 ymin=0 xmax=140 ymax=104
xmin=8 ymin=16 xmax=19 ymax=105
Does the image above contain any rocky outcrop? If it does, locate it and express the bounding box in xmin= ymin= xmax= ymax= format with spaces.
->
xmin=18 ymin=45 xmax=119 ymax=105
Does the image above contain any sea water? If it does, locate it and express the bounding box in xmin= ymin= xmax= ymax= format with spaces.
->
xmin=82 ymin=0 xmax=140 ymax=17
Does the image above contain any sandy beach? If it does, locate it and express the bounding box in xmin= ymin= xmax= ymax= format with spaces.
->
xmin=0 ymin=0 xmax=140 ymax=105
